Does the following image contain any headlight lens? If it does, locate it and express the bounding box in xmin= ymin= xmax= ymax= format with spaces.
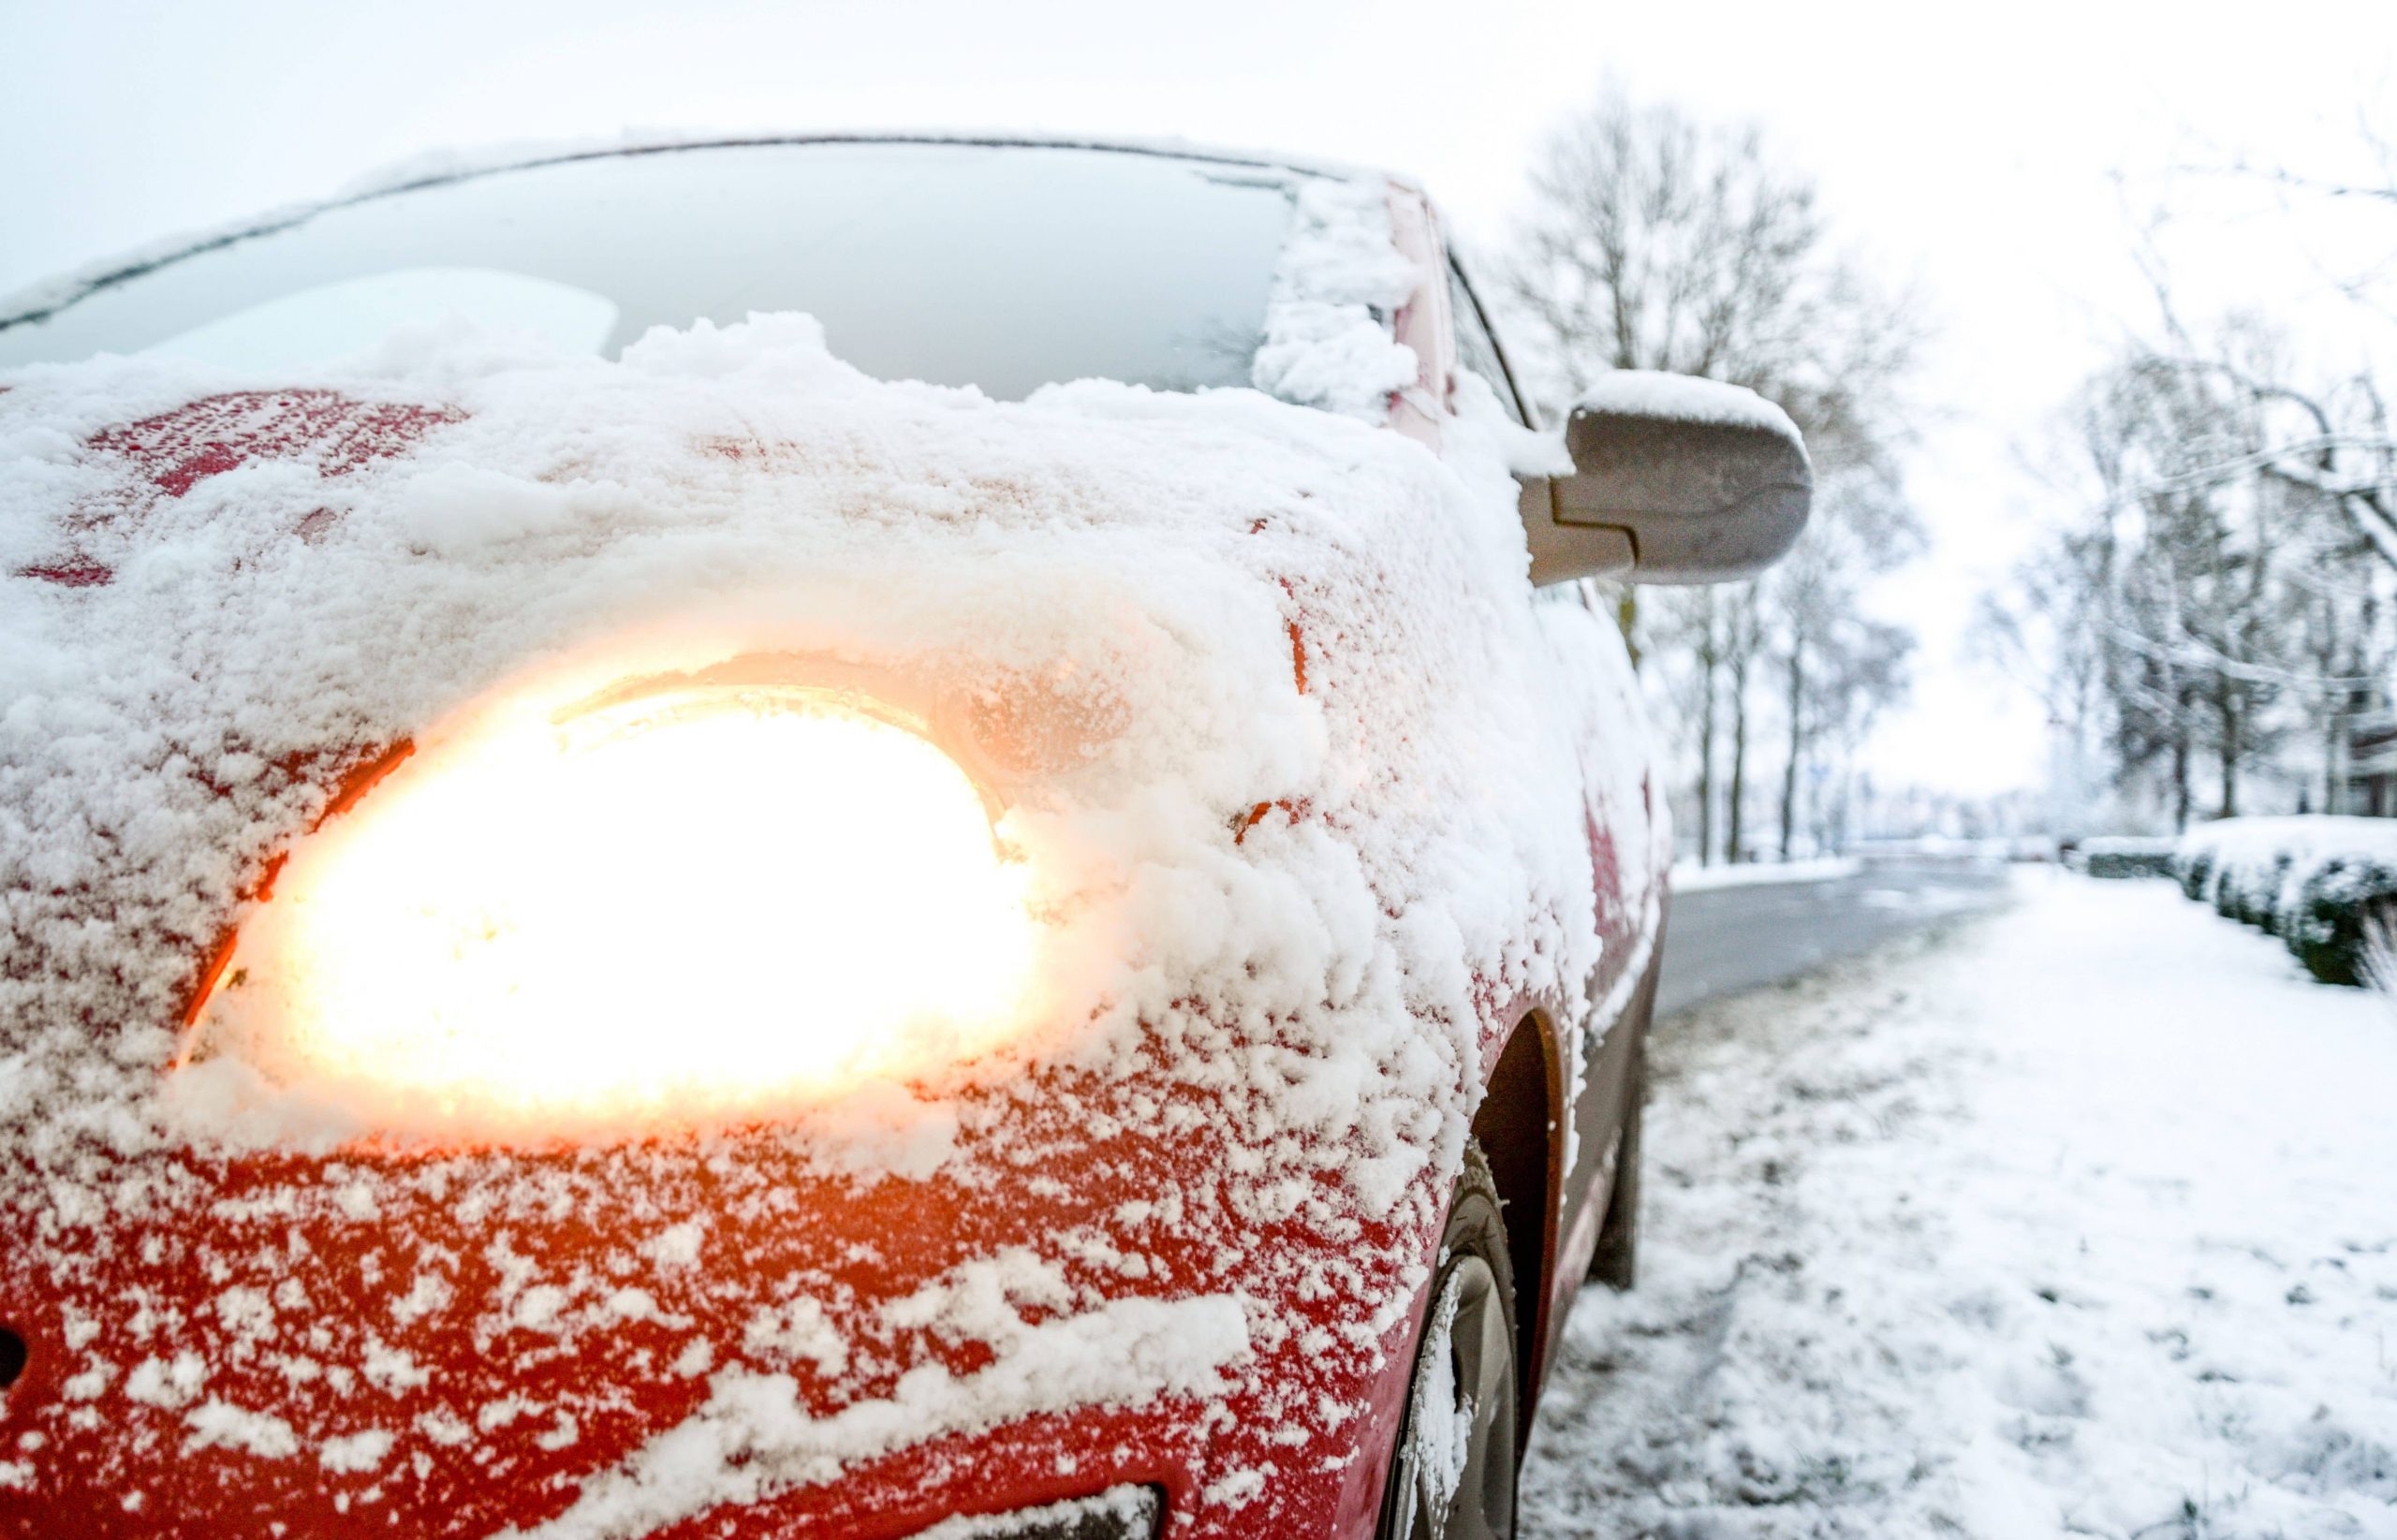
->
xmin=191 ymin=682 xmax=1036 ymax=1140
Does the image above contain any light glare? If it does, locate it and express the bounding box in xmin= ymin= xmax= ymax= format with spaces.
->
xmin=195 ymin=690 xmax=1035 ymax=1138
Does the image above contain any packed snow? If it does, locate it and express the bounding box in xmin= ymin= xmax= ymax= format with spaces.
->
xmin=1522 ymin=870 xmax=2397 ymax=1539
xmin=1250 ymin=178 xmax=1425 ymax=422
xmin=1390 ymin=1267 xmax=1474 ymax=1536
xmin=1571 ymin=370 xmax=1803 ymax=439
xmin=0 ymin=157 xmax=1660 ymax=1533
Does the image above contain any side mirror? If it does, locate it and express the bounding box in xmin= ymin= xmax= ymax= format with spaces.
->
xmin=1522 ymin=373 xmax=1812 ymax=586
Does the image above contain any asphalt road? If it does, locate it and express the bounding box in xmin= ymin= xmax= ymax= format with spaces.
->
xmin=1654 ymin=857 xmax=2017 ymax=1020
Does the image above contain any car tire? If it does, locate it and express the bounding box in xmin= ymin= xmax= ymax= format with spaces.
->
xmin=1375 ymin=1142 xmax=1519 ymax=1540
xmin=1586 ymin=1039 xmax=1644 ymax=1291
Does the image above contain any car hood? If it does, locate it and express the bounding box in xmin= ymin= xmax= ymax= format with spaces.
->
xmin=0 ymin=315 xmax=1627 ymax=1536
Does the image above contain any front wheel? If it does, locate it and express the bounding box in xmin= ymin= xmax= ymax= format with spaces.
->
xmin=1376 ymin=1144 xmax=1520 ymax=1540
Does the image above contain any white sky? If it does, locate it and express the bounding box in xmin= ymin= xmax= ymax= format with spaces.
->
xmin=5 ymin=0 xmax=2392 ymax=797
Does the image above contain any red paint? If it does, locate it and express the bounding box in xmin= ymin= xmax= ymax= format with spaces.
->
xmin=12 ymin=391 xmax=463 ymax=584
xmin=12 ymin=557 xmax=112 ymax=587
xmin=1 ymin=1049 xmax=1437 ymax=1539
xmin=89 ymin=389 xmax=464 ymax=500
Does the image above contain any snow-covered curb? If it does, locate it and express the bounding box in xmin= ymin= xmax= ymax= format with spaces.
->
xmin=1669 ymin=856 xmax=1860 ymax=893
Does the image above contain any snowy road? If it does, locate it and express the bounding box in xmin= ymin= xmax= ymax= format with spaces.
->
xmin=1522 ymin=871 xmax=2397 ymax=1539
xmin=1656 ymin=857 xmax=2015 ymax=1019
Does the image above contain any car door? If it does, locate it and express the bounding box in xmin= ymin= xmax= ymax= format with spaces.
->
xmin=1444 ymin=252 xmax=1664 ymax=1329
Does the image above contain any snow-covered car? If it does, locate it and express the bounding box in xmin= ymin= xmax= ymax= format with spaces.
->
xmin=0 ymin=137 xmax=1809 ymax=1539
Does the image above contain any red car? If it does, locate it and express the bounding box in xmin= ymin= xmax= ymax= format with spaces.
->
xmin=0 ymin=137 xmax=1808 ymax=1539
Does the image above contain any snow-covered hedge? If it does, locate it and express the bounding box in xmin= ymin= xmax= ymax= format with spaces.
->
xmin=2072 ymin=836 xmax=2174 ymax=879
xmin=2170 ymin=817 xmax=2397 ymax=985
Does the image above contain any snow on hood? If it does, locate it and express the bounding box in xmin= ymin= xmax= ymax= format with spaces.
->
xmin=0 ymin=175 xmax=1622 ymax=1526
xmin=0 ymin=316 xmax=1603 ymax=1188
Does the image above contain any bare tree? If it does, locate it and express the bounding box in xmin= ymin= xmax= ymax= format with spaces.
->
xmin=1503 ymin=84 xmax=1920 ymax=467
xmin=1721 ymin=589 xmax=1764 ymax=863
xmin=1658 ymin=585 xmax=1728 ymax=864
xmin=1986 ymin=323 xmax=2394 ymax=829
xmin=2138 ymin=108 xmax=2397 ymax=568
xmin=1504 ymin=84 xmax=1925 ymax=859
xmin=1769 ymin=543 xmax=1915 ymax=858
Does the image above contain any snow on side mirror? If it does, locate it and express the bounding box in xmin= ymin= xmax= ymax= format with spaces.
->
xmin=1523 ymin=372 xmax=1812 ymax=587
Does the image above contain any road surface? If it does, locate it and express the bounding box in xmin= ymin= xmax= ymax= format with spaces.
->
xmin=1653 ymin=856 xmax=2015 ymax=1019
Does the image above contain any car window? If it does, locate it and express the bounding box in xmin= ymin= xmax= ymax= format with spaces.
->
xmin=1448 ymin=262 xmax=1528 ymax=427
xmin=0 ymin=141 xmax=1300 ymax=401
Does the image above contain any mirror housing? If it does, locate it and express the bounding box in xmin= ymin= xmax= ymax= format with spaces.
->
xmin=1522 ymin=373 xmax=1812 ymax=586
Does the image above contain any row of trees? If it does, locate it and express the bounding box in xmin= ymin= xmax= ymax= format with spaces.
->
xmin=1497 ymin=89 xmax=1921 ymax=862
xmin=1980 ymin=123 xmax=2397 ymax=829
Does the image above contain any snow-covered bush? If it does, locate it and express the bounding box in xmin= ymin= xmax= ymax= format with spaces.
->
xmin=2172 ymin=817 xmax=2397 ymax=984
xmin=2286 ymin=853 xmax=2397 ymax=986
xmin=2216 ymin=848 xmax=2293 ymax=929
xmin=2074 ymin=836 xmax=2173 ymax=879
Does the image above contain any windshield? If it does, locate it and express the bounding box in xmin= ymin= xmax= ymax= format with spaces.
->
xmin=0 ymin=141 xmax=1302 ymax=399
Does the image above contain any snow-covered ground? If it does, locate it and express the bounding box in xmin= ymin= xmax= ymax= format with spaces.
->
xmin=1523 ymin=870 xmax=2397 ymax=1539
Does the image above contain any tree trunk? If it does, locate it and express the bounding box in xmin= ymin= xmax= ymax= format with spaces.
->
xmin=1727 ymin=652 xmax=1750 ymax=863
xmin=2217 ymin=684 xmax=2241 ymax=819
xmin=2325 ymin=712 xmax=2340 ymax=817
xmin=1695 ymin=628 xmax=1719 ymax=867
xmin=1778 ymin=639 xmax=1805 ymax=862
xmin=2171 ymin=686 xmax=2193 ymax=832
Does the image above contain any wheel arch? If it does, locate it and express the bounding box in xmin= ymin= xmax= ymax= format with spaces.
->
xmin=1467 ymin=1009 xmax=1558 ymax=1419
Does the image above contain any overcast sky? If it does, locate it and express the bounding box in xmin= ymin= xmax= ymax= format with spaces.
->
xmin=6 ymin=0 xmax=2392 ymax=798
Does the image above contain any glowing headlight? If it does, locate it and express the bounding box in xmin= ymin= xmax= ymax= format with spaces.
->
xmin=191 ymin=682 xmax=1035 ymax=1140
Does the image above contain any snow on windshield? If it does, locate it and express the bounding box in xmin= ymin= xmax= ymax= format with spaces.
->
xmin=0 ymin=140 xmax=1298 ymax=399
xmin=0 ymin=169 xmax=1654 ymax=1533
